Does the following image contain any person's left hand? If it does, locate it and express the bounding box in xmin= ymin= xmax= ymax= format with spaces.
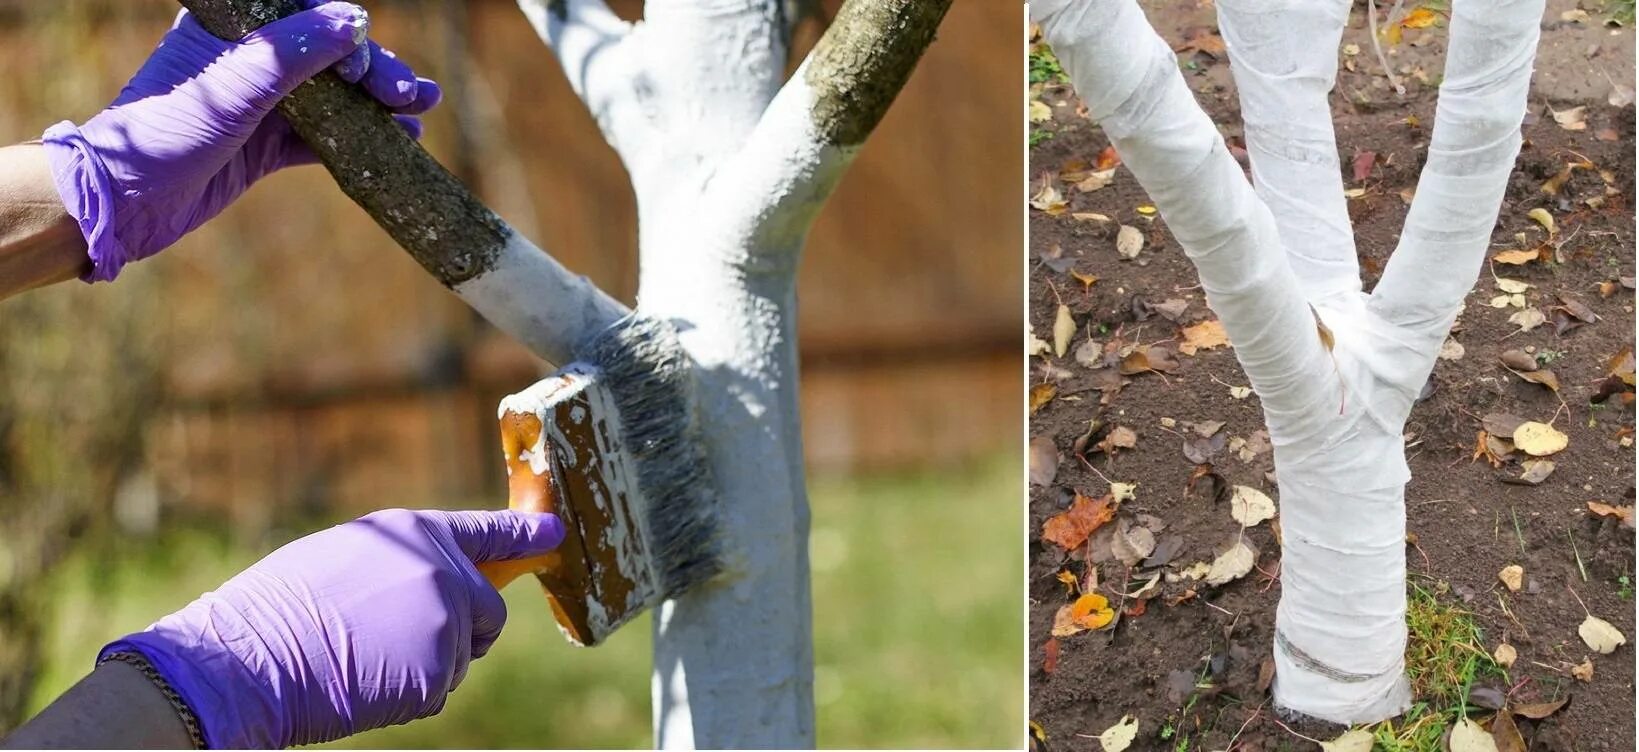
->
xmin=42 ymin=1 xmax=443 ymax=282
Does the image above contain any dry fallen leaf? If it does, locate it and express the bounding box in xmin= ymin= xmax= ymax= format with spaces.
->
xmin=1055 ymin=569 xmax=1078 ymax=594
xmin=1029 ymin=436 xmax=1059 ymax=487
xmin=1071 ymin=270 xmax=1099 ymax=291
xmin=1506 ymin=458 xmax=1555 ymax=486
xmin=1229 ymin=385 xmax=1252 ymax=399
xmin=1511 ymin=697 xmax=1569 ymax=719
xmin=1515 ymin=369 xmax=1560 ymax=392
xmin=1492 ymin=248 xmax=1542 ymax=265
xmin=1571 ymin=657 xmax=1594 ymax=682
xmin=1498 ymin=564 xmax=1524 ymax=592
xmin=1116 ymin=225 xmax=1144 ymax=259
xmin=1178 ymin=319 xmax=1230 ymax=356
xmin=1076 ymin=169 xmax=1116 ymax=193
xmin=1051 ymin=592 xmax=1117 ymax=636
xmin=1493 ymin=643 xmax=1517 ymax=668
xmin=1586 ymin=500 xmax=1635 ymax=528
xmin=1491 ymin=711 xmax=1526 ymax=752
xmin=1512 ymin=421 xmax=1567 ymax=456
xmin=1097 ymin=715 xmax=1139 ymax=752
xmin=1551 ymin=105 xmax=1587 ymax=132
xmin=1205 ymin=538 xmax=1257 ymax=586
xmin=1508 ymin=308 xmax=1546 ymax=332
xmin=1230 ymin=486 xmax=1276 ymax=527
xmin=1110 ymin=519 xmax=1158 ymax=566
xmin=1496 ymin=278 xmax=1531 ymax=294
xmin=1499 ymin=350 xmax=1538 ymax=372
xmin=1029 ymin=100 xmax=1053 ymax=123
xmin=1450 ymin=716 xmax=1498 ymax=752
xmin=1053 ymin=304 xmax=1075 ymax=358
xmin=1094 ymin=145 xmax=1121 ymax=171
xmin=1042 ymin=636 xmax=1060 ymax=673
xmin=1320 ymin=729 xmax=1373 ymax=752
xmin=1578 ymin=614 xmax=1626 ymax=654
xmin=1439 ymin=338 xmax=1466 ymax=361
xmin=1030 ymin=382 xmax=1057 ymax=414
xmin=1526 ymin=207 xmax=1557 ymax=235
xmin=1030 ymin=179 xmax=1068 ymax=215
xmin=1042 ymin=492 xmax=1116 ymax=550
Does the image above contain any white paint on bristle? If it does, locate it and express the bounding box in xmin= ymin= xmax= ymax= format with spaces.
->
xmin=1037 ymin=0 xmax=1542 ymax=725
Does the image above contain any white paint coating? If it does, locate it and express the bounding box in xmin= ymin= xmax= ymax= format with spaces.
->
xmin=513 ymin=0 xmax=929 ymax=744
xmin=1036 ymin=0 xmax=1542 ymax=724
xmin=455 ymin=233 xmax=629 ymax=367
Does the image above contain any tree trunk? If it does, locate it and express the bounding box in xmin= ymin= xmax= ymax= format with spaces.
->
xmin=183 ymin=0 xmax=949 ymax=745
xmin=1035 ymin=0 xmax=1542 ymax=724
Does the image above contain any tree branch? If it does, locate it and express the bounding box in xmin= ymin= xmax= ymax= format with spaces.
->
xmin=1035 ymin=0 xmax=1338 ymax=429
xmin=178 ymin=0 xmax=628 ymax=365
xmin=1217 ymin=0 xmax=1360 ymax=302
xmin=704 ymin=0 xmax=952 ymax=260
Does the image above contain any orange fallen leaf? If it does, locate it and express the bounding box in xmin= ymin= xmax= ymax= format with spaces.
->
xmin=1071 ymin=270 xmax=1099 ymax=292
xmin=1041 ymin=492 xmax=1116 ymax=551
xmin=1400 ymin=7 xmax=1440 ymax=28
xmin=1056 ymin=569 xmax=1079 ymax=595
xmin=1178 ymin=319 xmax=1230 ymax=355
xmin=1070 ymin=592 xmax=1115 ymax=629
xmin=1094 ymin=146 xmax=1121 ymax=171
xmin=1030 ymin=382 xmax=1057 ymax=414
xmin=1587 ymin=501 xmax=1635 ymax=528
xmin=1124 ymin=598 xmax=1149 ymax=618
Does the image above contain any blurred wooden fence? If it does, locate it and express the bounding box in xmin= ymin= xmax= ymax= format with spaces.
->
xmin=0 ymin=0 xmax=1021 ymax=528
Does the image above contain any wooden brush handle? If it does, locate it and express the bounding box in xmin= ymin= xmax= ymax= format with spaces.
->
xmin=477 ymin=556 xmax=550 ymax=590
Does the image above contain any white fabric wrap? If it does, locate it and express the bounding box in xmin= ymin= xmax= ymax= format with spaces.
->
xmin=1034 ymin=0 xmax=1541 ymax=724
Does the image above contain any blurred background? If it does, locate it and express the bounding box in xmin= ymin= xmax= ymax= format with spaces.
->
xmin=0 ymin=0 xmax=1023 ymax=747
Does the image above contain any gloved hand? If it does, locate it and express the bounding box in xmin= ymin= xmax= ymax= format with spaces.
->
xmin=100 ymin=509 xmax=565 ymax=748
xmin=42 ymin=1 xmax=443 ymax=282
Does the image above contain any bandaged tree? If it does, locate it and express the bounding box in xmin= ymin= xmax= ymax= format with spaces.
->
xmin=184 ymin=0 xmax=949 ymax=747
xmin=1034 ymin=0 xmax=1542 ymax=724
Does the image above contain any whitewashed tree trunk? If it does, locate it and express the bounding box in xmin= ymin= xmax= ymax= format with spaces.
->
xmin=1034 ymin=0 xmax=1543 ymax=724
xmin=510 ymin=0 xmax=949 ymax=746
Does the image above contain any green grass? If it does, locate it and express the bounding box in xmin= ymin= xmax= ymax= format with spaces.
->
xmin=1029 ymin=45 xmax=1066 ymax=85
xmin=1365 ymin=580 xmax=1502 ymax=751
xmin=27 ymin=455 xmax=1023 ymax=748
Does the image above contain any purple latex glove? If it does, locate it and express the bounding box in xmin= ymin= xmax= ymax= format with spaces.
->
xmin=42 ymin=1 xmax=444 ymax=283
xmin=100 ymin=509 xmax=565 ymax=748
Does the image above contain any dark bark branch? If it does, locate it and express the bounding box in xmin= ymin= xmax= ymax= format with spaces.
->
xmin=177 ymin=0 xmax=511 ymax=287
xmin=804 ymin=0 xmax=952 ymax=146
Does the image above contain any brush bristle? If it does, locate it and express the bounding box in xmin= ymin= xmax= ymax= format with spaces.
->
xmin=574 ymin=313 xmax=721 ymax=600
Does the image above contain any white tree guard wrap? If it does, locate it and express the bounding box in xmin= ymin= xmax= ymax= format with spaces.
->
xmin=1034 ymin=0 xmax=1542 ymax=724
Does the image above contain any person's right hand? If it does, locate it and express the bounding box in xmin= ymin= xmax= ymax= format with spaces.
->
xmin=43 ymin=1 xmax=442 ymax=282
xmin=100 ymin=509 xmax=565 ymax=748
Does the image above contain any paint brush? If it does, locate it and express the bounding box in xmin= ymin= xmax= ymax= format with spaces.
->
xmin=476 ymin=315 xmax=720 ymax=646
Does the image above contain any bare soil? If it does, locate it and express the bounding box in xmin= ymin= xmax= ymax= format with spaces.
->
xmin=1028 ymin=3 xmax=1636 ymax=751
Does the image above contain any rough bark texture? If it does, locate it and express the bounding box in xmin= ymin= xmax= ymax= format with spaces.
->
xmin=805 ymin=0 xmax=951 ymax=146
xmin=177 ymin=0 xmax=512 ymax=286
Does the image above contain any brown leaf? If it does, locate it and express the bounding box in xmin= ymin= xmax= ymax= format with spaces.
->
xmin=1183 ymin=431 xmax=1229 ymax=465
xmin=1482 ymin=413 xmax=1527 ymax=437
xmin=1255 ymin=658 xmax=1276 ymax=694
xmin=1173 ymin=27 xmax=1226 ymax=57
xmin=1351 ymin=150 xmax=1377 ymax=183
xmin=1030 ymin=382 xmax=1058 ymax=414
xmin=1605 ymin=346 xmax=1635 ymax=385
xmin=1154 ymin=298 xmax=1190 ymax=321
xmin=1070 ymin=418 xmax=1108 ymax=458
xmin=1029 ymin=436 xmax=1059 ymax=487
xmin=1043 ymin=637 xmax=1060 ymax=674
xmin=1515 ymin=368 xmax=1560 ymax=392
xmin=1041 ymin=492 xmax=1117 ymax=550
xmin=1491 ymin=708 xmax=1527 ymax=752
xmin=1586 ymin=501 xmax=1635 ymax=528
xmin=1120 ymin=345 xmax=1180 ymax=375
xmin=1510 ymin=697 xmax=1570 ymax=720
xmin=1502 ymin=458 xmax=1555 ymax=485
xmin=1499 ymin=350 xmax=1539 ymax=372
xmin=1097 ymin=425 xmax=1139 ymax=455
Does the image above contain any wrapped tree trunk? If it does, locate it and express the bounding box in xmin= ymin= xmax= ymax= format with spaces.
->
xmin=1034 ymin=0 xmax=1542 ymax=724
